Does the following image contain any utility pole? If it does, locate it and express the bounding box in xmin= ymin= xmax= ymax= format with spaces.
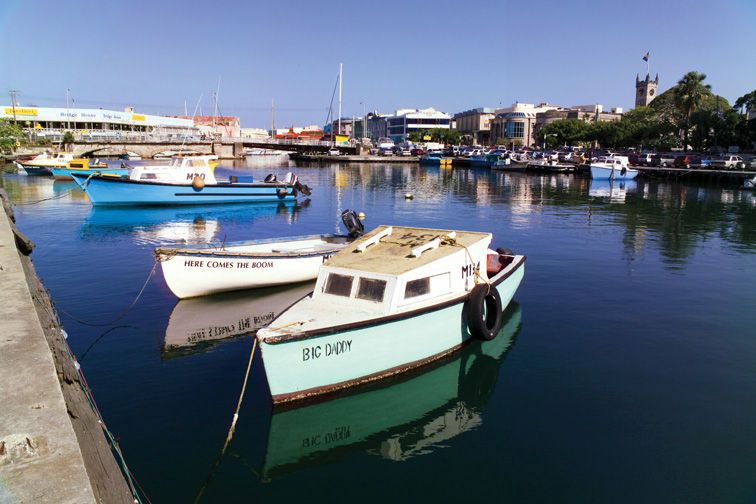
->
xmin=9 ymin=90 xmax=19 ymax=124
xmin=66 ymin=88 xmax=71 ymax=129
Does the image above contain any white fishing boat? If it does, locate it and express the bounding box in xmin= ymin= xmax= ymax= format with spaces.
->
xmin=257 ymin=225 xmax=526 ymax=404
xmin=590 ymin=155 xmax=638 ymax=180
xmin=15 ymin=151 xmax=75 ymax=176
xmin=155 ymin=210 xmax=364 ymax=298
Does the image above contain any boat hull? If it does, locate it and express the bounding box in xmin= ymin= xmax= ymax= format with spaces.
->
xmin=259 ymin=258 xmax=525 ymax=403
xmin=17 ymin=163 xmax=54 ymax=176
xmin=51 ymin=167 xmax=128 ymax=180
xmin=157 ymin=236 xmax=346 ymax=298
xmin=71 ymin=174 xmax=297 ymax=206
xmin=590 ymin=164 xmax=639 ymax=180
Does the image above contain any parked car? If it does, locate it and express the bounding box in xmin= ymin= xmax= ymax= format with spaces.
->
xmin=393 ymin=144 xmax=412 ymax=156
xmin=328 ymin=148 xmax=341 ymax=156
xmin=710 ymin=155 xmax=746 ymax=169
xmin=674 ymin=155 xmax=695 ymax=168
xmin=558 ymin=151 xmax=574 ymax=162
xmin=378 ymin=147 xmax=394 ymax=156
xmin=410 ymin=148 xmax=426 ymax=156
xmin=651 ymin=153 xmax=676 ymax=167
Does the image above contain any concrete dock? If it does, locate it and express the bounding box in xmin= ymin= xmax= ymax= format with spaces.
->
xmin=0 ymin=190 xmax=133 ymax=503
xmin=290 ymin=153 xmax=420 ymax=163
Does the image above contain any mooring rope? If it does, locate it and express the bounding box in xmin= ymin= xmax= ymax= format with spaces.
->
xmin=440 ymin=235 xmax=492 ymax=293
xmin=57 ymin=261 xmax=158 ymax=327
xmin=222 ymin=337 xmax=258 ymax=454
xmin=13 ymin=188 xmax=75 ymax=206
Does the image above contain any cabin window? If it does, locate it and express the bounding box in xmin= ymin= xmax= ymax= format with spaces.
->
xmin=140 ymin=173 xmax=157 ymax=180
xmin=324 ymin=274 xmax=353 ymax=297
xmin=405 ymin=277 xmax=430 ymax=298
xmin=356 ymin=278 xmax=386 ymax=302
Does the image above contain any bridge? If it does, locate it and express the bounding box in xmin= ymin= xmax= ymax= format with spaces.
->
xmin=70 ymin=136 xmax=358 ymax=159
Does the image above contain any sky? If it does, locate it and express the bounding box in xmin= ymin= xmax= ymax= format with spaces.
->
xmin=1 ymin=0 xmax=754 ymax=129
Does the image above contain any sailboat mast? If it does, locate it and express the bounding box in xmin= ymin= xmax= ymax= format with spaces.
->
xmin=337 ymin=63 xmax=342 ymax=139
xmin=271 ymin=99 xmax=276 ymax=138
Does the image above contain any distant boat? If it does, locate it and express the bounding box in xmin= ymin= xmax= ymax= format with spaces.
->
xmin=590 ymin=155 xmax=638 ymax=180
xmin=15 ymin=151 xmax=75 ymax=176
xmin=71 ymin=155 xmax=311 ymax=206
xmin=51 ymin=158 xmax=127 ymax=180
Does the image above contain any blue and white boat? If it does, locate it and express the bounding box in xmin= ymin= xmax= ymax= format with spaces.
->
xmin=51 ymin=158 xmax=128 ymax=180
xmin=71 ymin=155 xmax=311 ymax=206
xmin=257 ymin=225 xmax=525 ymax=404
xmin=590 ymin=155 xmax=639 ymax=180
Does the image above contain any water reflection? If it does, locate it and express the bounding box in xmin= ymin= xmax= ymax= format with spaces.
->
xmin=588 ymin=179 xmax=636 ymax=204
xmin=257 ymin=303 xmax=522 ymax=480
xmin=162 ymin=282 xmax=314 ymax=358
xmin=79 ymin=201 xmax=308 ymax=245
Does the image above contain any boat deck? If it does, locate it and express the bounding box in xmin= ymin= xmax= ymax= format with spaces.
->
xmin=328 ymin=226 xmax=490 ymax=275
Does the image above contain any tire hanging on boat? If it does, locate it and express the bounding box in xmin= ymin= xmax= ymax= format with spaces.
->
xmin=467 ymin=284 xmax=503 ymax=341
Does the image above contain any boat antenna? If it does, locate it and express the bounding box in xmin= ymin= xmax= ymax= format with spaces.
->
xmin=178 ymin=93 xmax=203 ymax=156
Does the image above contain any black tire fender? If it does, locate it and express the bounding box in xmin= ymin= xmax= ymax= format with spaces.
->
xmin=467 ymin=284 xmax=503 ymax=341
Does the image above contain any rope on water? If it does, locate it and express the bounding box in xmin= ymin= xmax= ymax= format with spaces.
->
xmin=13 ymin=188 xmax=75 ymax=206
xmin=58 ymin=261 xmax=158 ymax=327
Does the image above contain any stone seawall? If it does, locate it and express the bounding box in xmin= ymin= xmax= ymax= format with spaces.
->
xmin=0 ymin=189 xmax=133 ymax=504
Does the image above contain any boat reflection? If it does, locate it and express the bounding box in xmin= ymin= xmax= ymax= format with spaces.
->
xmin=79 ymin=200 xmax=307 ymax=244
xmin=162 ymin=282 xmax=314 ymax=358
xmin=588 ymin=178 xmax=636 ymax=203
xmin=259 ymin=303 xmax=522 ymax=480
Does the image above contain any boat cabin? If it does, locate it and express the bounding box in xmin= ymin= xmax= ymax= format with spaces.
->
xmin=129 ymin=155 xmax=220 ymax=184
xmin=313 ymin=226 xmax=495 ymax=317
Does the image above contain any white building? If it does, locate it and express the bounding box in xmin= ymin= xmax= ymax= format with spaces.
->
xmin=386 ymin=108 xmax=451 ymax=143
xmin=1 ymin=105 xmax=196 ymax=139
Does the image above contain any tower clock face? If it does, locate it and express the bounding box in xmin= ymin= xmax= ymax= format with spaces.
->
xmin=649 ymin=89 xmax=655 ymax=96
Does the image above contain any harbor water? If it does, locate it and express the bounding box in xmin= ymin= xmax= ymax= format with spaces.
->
xmin=2 ymin=160 xmax=755 ymax=503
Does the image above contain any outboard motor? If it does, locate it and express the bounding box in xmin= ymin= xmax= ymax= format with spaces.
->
xmin=283 ymin=172 xmax=298 ymax=185
xmin=341 ymin=209 xmax=365 ymax=239
xmin=264 ymin=174 xmax=277 ymax=183
xmin=294 ymin=180 xmax=312 ymax=196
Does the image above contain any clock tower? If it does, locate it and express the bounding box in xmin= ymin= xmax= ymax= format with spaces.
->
xmin=635 ymin=73 xmax=659 ymax=108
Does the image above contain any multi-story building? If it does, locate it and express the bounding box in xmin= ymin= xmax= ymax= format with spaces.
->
xmin=453 ymin=107 xmax=496 ymax=145
xmin=0 ymin=105 xmax=196 ymax=139
xmin=385 ymin=108 xmax=451 ymax=143
xmin=489 ymin=102 xmax=561 ymax=147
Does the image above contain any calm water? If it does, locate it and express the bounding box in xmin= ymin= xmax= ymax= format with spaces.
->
xmin=2 ymin=160 xmax=755 ymax=503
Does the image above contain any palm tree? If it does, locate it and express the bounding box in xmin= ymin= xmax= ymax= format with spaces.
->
xmin=674 ymin=71 xmax=712 ymax=150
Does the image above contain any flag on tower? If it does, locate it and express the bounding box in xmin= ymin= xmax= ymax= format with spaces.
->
xmin=642 ymin=52 xmax=650 ymax=62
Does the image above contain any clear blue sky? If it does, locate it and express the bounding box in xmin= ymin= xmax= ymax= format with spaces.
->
xmin=2 ymin=0 xmax=754 ymax=128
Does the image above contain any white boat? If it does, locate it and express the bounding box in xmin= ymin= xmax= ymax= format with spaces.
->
xmin=744 ymin=175 xmax=756 ymax=190
xmin=590 ymin=155 xmax=638 ymax=180
xmin=155 ymin=210 xmax=364 ymax=298
xmin=15 ymin=151 xmax=75 ymax=176
xmin=257 ymin=225 xmax=526 ymax=404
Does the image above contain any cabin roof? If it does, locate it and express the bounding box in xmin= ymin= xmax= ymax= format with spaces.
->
xmin=327 ymin=225 xmax=490 ymax=276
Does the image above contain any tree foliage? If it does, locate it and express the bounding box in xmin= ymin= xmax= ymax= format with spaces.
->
xmin=408 ymin=128 xmax=461 ymax=145
xmin=0 ymin=119 xmax=25 ymax=152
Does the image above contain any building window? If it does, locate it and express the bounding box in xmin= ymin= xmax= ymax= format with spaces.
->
xmin=505 ymin=121 xmax=525 ymax=138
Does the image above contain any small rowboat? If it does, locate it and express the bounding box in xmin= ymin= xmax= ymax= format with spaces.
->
xmin=155 ymin=209 xmax=365 ymax=298
xmin=156 ymin=235 xmax=350 ymax=299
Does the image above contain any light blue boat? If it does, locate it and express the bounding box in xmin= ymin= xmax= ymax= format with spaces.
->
xmin=261 ymin=302 xmax=521 ymax=479
xmin=258 ymin=225 xmax=526 ymax=404
xmin=71 ymin=173 xmax=300 ymax=206
xmin=52 ymin=166 xmax=129 ymax=180
xmin=589 ymin=156 xmax=639 ymax=181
